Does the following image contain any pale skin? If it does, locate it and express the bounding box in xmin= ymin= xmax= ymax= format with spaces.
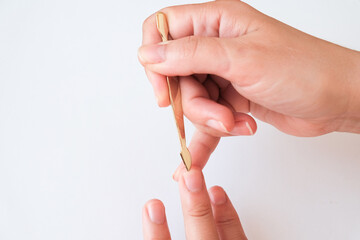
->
xmin=139 ymin=0 xmax=360 ymax=239
xmin=143 ymin=168 xmax=248 ymax=240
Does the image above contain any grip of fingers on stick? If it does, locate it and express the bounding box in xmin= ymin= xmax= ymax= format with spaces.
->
xmin=155 ymin=12 xmax=192 ymax=172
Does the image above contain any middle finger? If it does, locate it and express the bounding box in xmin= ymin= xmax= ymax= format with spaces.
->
xmin=179 ymin=168 xmax=219 ymax=240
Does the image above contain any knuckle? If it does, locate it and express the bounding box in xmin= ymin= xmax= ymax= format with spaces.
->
xmin=214 ymin=39 xmax=232 ymax=75
xmin=187 ymin=202 xmax=212 ymax=219
xmin=223 ymin=39 xmax=254 ymax=82
xmin=179 ymin=36 xmax=200 ymax=59
xmin=215 ymin=215 xmax=240 ymax=228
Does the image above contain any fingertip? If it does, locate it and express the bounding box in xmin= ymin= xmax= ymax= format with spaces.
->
xmin=181 ymin=167 xmax=204 ymax=193
xmin=145 ymin=69 xmax=170 ymax=107
xmin=209 ymin=185 xmax=247 ymax=240
xmin=205 ymin=119 xmax=231 ymax=134
xmin=246 ymin=121 xmax=256 ymax=135
xmin=234 ymin=112 xmax=257 ymax=135
xmin=172 ymin=164 xmax=185 ymax=182
xmin=143 ymin=199 xmax=171 ymax=240
xmin=228 ymin=112 xmax=257 ymax=136
xmin=208 ymin=186 xmax=227 ymax=206
xmin=144 ymin=199 xmax=166 ymax=225
xmin=138 ymin=48 xmax=145 ymax=66
xmin=145 ymin=198 xmax=164 ymax=207
xmin=157 ymin=96 xmax=171 ymax=108
xmin=211 ymin=105 xmax=235 ymax=133
xmin=142 ymin=12 xmax=161 ymax=45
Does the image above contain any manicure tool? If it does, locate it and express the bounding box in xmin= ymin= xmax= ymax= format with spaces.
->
xmin=156 ymin=12 xmax=192 ymax=171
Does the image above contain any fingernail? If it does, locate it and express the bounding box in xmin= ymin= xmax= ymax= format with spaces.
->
xmin=138 ymin=44 xmax=166 ymax=64
xmin=209 ymin=187 xmax=227 ymax=205
xmin=183 ymin=169 xmax=203 ymax=193
xmin=206 ymin=120 xmax=229 ymax=133
xmin=147 ymin=201 xmax=166 ymax=224
xmin=229 ymin=121 xmax=254 ymax=136
xmin=246 ymin=122 xmax=254 ymax=135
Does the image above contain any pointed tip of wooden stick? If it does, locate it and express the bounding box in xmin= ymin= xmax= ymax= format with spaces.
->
xmin=180 ymin=150 xmax=192 ymax=172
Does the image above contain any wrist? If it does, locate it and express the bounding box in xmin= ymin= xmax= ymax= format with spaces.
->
xmin=336 ymin=50 xmax=360 ymax=134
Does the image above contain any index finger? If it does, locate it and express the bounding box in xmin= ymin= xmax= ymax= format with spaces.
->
xmin=142 ymin=4 xmax=200 ymax=46
xmin=142 ymin=1 xmax=256 ymax=45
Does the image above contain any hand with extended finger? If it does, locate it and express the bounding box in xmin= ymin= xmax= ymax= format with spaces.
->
xmin=142 ymin=168 xmax=248 ymax=240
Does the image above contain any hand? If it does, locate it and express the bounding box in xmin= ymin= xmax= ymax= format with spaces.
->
xmin=142 ymin=168 xmax=248 ymax=240
xmin=139 ymin=1 xmax=360 ymax=150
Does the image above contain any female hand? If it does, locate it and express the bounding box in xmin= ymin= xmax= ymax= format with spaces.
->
xmin=139 ymin=0 xmax=360 ymax=167
xmin=142 ymin=168 xmax=247 ymax=240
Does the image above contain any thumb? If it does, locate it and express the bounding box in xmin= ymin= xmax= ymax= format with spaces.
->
xmin=138 ymin=36 xmax=239 ymax=81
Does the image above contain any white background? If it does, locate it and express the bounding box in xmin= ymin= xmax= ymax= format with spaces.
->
xmin=0 ymin=0 xmax=359 ymax=239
